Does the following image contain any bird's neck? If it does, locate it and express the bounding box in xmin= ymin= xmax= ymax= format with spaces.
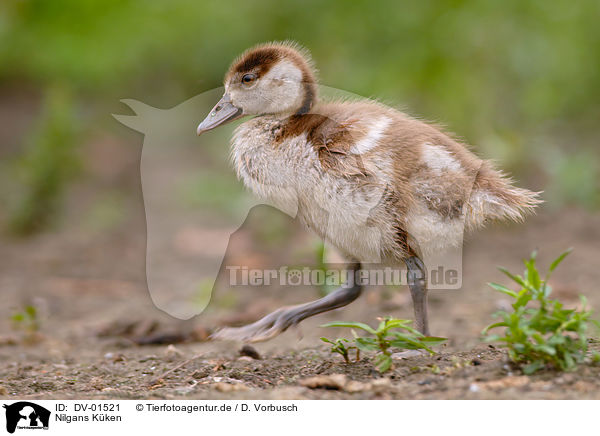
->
xmin=296 ymin=81 xmax=317 ymax=115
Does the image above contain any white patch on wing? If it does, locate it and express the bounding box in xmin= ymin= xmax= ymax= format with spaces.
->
xmin=350 ymin=116 xmax=391 ymax=154
xmin=406 ymin=200 xmax=465 ymax=258
xmin=422 ymin=143 xmax=462 ymax=174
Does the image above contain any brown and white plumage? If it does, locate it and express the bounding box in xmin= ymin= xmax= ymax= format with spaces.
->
xmin=197 ymin=41 xmax=541 ymax=342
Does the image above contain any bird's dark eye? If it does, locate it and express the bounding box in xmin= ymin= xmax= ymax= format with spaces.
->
xmin=241 ymin=73 xmax=257 ymax=85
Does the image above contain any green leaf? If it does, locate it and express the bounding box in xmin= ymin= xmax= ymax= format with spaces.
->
xmin=533 ymin=344 xmax=556 ymax=355
xmin=375 ymin=354 xmax=392 ymax=373
xmin=563 ymin=351 xmax=575 ymax=369
xmin=391 ymin=333 xmax=434 ymax=353
xmin=548 ymin=335 xmax=566 ymax=345
xmin=11 ymin=313 xmax=25 ymax=323
xmin=25 ymin=305 xmax=37 ymax=319
xmin=513 ymin=290 xmax=533 ymax=309
xmin=523 ymin=360 xmax=545 ymax=374
xmin=354 ymin=337 xmax=379 ymax=352
xmin=395 ymin=324 xmax=423 ymax=336
xmin=382 ymin=318 xmax=412 ymax=330
xmin=488 ymin=282 xmax=518 ymax=298
xmin=389 ymin=340 xmax=422 ymax=350
xmin=498 ymin=267 xmax=529 ymax=289
xmin=513 ymin=343 xmax=526 ymax=353
xmin=320 ymin=337 xmax=334 ymax=345
xmin=482 ymin=322 xmax=508 ymax=335
xmin=549 ymin=248 xmax=573 ymax=274
xmin=420 ymin=336 xmax=447 ymax=346
xmin=525 ymin=257 xmax=541 ymax=290
xmin=482 ymin=334 xmax=503 ymax=342
xmin=321 ymin=321 xmax=377 ymax=335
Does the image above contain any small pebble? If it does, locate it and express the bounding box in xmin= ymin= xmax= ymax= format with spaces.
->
xmin=299 ymin=374 xmax=347 ymax=390
xmin=165 ymin=344 xmax=182 ymax=358
xmin=239 ymin=345 xmax=261 ymax=360
xmin=213 ymin=382 xmax=249 ymax=392
xmin=344 ymin=381 xmax=368 ymax=393
xmin=469 ymin=383 xmax=480 ymax=393
xmin=191 ymin=369 xmax=210 ymax=380
xmin=371 ymin=378 xmax=392 ymax=388
xmin=104 ymin=352 xmax=125 ymax=362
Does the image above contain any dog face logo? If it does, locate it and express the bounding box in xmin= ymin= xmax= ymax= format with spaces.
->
xmin=3 ymin=402 xmax=50 ymax=433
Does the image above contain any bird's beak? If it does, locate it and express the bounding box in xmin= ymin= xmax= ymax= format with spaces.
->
xmin=197 ymin=93 xmax=243 ymax=135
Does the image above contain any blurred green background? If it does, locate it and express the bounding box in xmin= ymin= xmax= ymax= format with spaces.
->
xmin=0 ymin=0 xmax=599 ymax=235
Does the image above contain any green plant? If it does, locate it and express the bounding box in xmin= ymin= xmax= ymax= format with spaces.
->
xmin=11 ymin=304 xmax=41 ymax=344
xmin=322 ymin=317 xmax=446 ymax=373
xmin=483 ymin=249 xmax=600 ymax=374
xmin=320 ymin=337 xmax=359 ymax=364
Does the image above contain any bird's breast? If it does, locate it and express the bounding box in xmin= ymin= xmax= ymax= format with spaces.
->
xmin=230 ymin=116 xmax=398 ymax=263
xmin=231 ymin=117 xmax=320 ymax=213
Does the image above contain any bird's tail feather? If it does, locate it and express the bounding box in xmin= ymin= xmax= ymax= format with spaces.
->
xmin=466 ymin=165 xmax=542 ymax=230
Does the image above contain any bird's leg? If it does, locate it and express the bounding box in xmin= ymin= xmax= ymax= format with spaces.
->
xmin=212 ymin=262 xmax=363 ymax=343
xmin=405 ymin=256 xmax=430 ymax=336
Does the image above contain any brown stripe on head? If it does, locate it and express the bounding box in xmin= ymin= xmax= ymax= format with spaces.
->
xmin=225 ymin=42 xmax=318 ymax=114
xmin=229 ymin=47 xmax=281 ymax=79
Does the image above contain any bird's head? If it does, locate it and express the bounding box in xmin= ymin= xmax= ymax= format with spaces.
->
xmin=197 ymin=42 xmax=317 ymax=135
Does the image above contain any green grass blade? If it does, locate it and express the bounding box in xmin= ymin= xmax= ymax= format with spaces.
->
xmin=549 ymin=248 xmax=573 ymax=273
xmin=488 ymin=282 xmax=518 ymax=298
xmin=482 ymin=321 xmax=507 ymax=335
xmin=498 ymin=267 xmax=529 ymax=289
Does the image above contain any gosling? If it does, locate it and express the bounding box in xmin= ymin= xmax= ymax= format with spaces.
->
xmin=197 ymin=41 xmax=540 ymax=342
